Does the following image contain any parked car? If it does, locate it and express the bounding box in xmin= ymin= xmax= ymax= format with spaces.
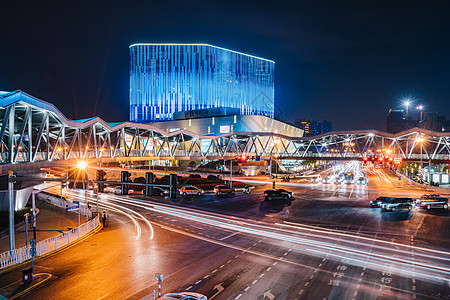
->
xmin=103 ymin=186 xmax=115 ymax=193
xmin=263 ymin=189 xmax=293 ymax=201
xmin=152 ymin=187 xmax=169 ymax=197
xmin=179 ymin=186 xmax=205 ymax=195
xmin=370 ymin=196 xmax=393 ymax=208
xmin=381 ymin=197 xmax=414 ymax=212
xmin=214 ymin=184 xmax=235 ymax=194
xmin=415 ymin=196 xmax=449 ymax=210
xmin=113 ymin=186 xmax=122 ymax=194
xmin=160 ymin=292 xmax=207 ymax=300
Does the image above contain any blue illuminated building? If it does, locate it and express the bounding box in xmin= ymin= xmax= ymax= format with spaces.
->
xmin=129 ymin=44 xmax=275 ymax=122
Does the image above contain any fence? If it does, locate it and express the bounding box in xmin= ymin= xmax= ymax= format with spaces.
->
xmin=0 ymin=194 xmax=99 ymax=269
xmin=36 ymin=191 xmax=92 ymax=219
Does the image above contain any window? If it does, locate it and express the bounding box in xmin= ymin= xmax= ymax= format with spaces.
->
xmin=234 ymin=115 xmax=237 ymax=124
xmin=208 ymin=126 xmax=210 ymax=134
xmin=212 ymin=117 xmax=215 ymax=125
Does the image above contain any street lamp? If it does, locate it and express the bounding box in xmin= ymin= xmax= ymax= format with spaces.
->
xmin=404 ymin=100 xmax=411 ymax=119
xmin=416 ymin=105 xmax=424 ymax=123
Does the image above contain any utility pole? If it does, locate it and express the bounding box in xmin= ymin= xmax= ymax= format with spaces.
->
xmin=230 ymin=160 xmax=233 ymax=188
xmin=8 ymin=171 xmax=15 ymax=251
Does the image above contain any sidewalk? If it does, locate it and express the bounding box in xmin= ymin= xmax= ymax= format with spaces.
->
xmin=0 ymin=200 xmax=80 ymax=254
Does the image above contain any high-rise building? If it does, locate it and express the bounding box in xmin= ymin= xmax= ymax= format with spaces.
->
xmin=294 ymin=119 xmax=333 ymax=136
xmin=310 ymin=120 xmax=322 ymax=136
xmin=322 ymin=120 xmax=332 ymax=134
xmin=294 ymin=118 xmax=311 ymax=136
xmin=129 ymin=44 xmax=275 ymax=123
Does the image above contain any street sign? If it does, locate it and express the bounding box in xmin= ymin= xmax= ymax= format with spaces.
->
xmin=393 ymin=157 xmax=403 ymax=165
xmin=68 ymin=205 xmax=79 ymax=211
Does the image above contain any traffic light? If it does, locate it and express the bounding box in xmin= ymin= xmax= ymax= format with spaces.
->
xmin=236 ymin=154 xmax=249 ymax=163
xmin=145 ymin=172 xmax=155 ymax=196
xmin=121 ymin=171 xmax=131 ymax=195
xmin=96 ymin=170 xmax=106 ymax=193
xmin=169 ymin=174 xmax=178 ymax=199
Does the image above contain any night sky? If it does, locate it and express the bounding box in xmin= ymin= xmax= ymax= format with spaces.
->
xmin=1 ymin=1 xmax=450 ymax=130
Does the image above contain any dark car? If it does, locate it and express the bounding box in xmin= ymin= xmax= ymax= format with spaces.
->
xmin=214 ymin=185 xmax=235 ymax=195
xmin=381 ymin=197 xmax=414 ymax=212
xmin=263 ymin=189 xmax=293 ymax=201
xmin=416 ymin=196 xmax=449 ymax=210
xmin=152 ymin=187 xmax=169 ymax=197
xmin=370 ymin=196 xmax=393 ymax=207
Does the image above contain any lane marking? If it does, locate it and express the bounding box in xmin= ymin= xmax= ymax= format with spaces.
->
xmin=235 ymin=294 xmax=242 ymax=299
xmin=244 ymin=287 xmax=250 ymax=291
xmin=299 ymin=289 xmax=304 ymax=295
xmin=259 ymin=273 xmax=265 ymax=278
xmin=252 ymin=280 xmax=258 ymax=285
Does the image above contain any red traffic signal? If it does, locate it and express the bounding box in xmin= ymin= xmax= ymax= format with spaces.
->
xmin=236 ymin=154 xmax=249 ymax=163
xmin=363 ymin=156 xmax=368 ymax=161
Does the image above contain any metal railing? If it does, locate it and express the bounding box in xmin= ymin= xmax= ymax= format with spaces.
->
xmin=0 ymin=212 xmax=99 ymax=270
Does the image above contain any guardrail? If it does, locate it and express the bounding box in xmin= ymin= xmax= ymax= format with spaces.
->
xmin=0 ymin=205 xmax=99 ymax=270
xmin=36 ymin=191 xmax=92 ymax=219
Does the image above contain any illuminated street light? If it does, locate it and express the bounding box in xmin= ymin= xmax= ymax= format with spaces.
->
xmin=404 ymin=100 xmax=411 ymax=119
xmin=416 ymin=105 xmax=424 ymax=122
xmin=77 ymin=160 xmax=88 ymax=170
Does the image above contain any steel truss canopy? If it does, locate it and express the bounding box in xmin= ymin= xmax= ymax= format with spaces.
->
xmin=1 ymin=90 xmax=450 ymax=165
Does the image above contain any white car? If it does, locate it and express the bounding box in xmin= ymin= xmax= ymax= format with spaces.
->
xmin=160 ymin=292 xmax=207 ymax=300
xmin=178 ymin=186 xmax=205 ymax=195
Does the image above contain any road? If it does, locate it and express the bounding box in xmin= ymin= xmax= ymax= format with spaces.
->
xmin=6 ymin=164 xmax=449 ymax=299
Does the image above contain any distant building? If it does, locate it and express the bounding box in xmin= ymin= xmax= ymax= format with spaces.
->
xmin=294 ymin=118 xmax=311 ymax=136
xmin=294 ymin=119 xmax=332 ymax=136
xmin=386 ymin=109 xmax=412 ymax=133
xmin=310 ymin=120 xmax=322 ymax=136
xmin=322 ymin=120 xmax=332 ymax=134
xmin=129 ymin=44 xmax=275 ymax=123
xmin=421 ymin=112 xmax=446 ymax=132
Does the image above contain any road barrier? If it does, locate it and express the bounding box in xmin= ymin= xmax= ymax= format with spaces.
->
xmin=0 ymin=209 xmax=99 ymax=270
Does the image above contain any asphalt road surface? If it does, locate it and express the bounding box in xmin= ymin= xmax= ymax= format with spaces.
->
xmin=3 ymin=165 xmax=449 ymax=300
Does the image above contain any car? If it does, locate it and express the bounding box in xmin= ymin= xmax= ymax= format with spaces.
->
xmin=414 ymin=194 xmax=442 ymax=204
xmin=370 ymin=196 xmax=393 ymax=207
xmin=113 ymin=186 xmax=122 ymax=194
xmin=160 ymin=292 xmax=207 ymax=300
xmin=263 ymin=189 xmax=293 ymax=201
xmin=152 ymin=187 xmax=169 ymax=197
xmin=103 ymin=186 xmax=115 ymax=193
xmin=415 ymin=196 xmax=449 ymax=210
xmin=381 ymin=197 xmax=414 ymax=212
xmin=178 ymin=186 xmax=205 ymax=195
xmin=214 ymin=184 xmax=235 ymax=194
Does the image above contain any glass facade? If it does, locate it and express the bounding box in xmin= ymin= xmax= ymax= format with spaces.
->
xmin=129 ymin=44 xmax=275 ymax=122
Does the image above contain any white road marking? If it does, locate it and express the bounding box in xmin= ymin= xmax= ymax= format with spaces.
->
xmin=97 ymin=295 xmax=109 ymax=300
xmin=266 ymin=267 xmax=272 ymax=271
xmin=304 ymin=282 xmax=310 ymax=287
xmin=220 ymin=265 xmax=225 ymax=268
xmin=252 ymin=280 xmax=258 ymax=285
xmin=299 ymin=289 xmax=304 ymax=295
xmin=195 ymin=280 xmax=202 ymax=284
xmin=259 ymin=273 xmax=265 ymax=278
xmin=212 ymin=269 xmax=218 ymax=273
xmin=244 ymin=286 xmax=250 ymax=291
xmin=273 ymin=261 xmax=278 ymax=265
xmin=235 ymin=294 xmax=242 ymax=299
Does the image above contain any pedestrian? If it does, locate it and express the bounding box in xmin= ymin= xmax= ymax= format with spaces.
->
xmin=102 ymin=210 xmax=107 ymax=227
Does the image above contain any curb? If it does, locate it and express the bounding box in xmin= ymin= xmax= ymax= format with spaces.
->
xmin=9 ymin=273 xmax=52 ymax=300
xmin=0 ymin=223 xmax=102 ymax=276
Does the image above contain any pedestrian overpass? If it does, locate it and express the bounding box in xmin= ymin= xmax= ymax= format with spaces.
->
xmin=1 ymin=90 xmax=449 ymax=169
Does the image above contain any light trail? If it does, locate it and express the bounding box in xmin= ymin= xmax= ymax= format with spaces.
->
xmin=62 ymin=189 xmax=154 ymax=240
xmin=97 ymin=193 xmax=450 ymax=282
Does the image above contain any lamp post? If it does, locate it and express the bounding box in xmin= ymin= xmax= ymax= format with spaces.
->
xmin=416 ymin=137 xmax=424 ymax=182
xmin=416 ymin=105 xmax=424 ymax=123
xmin=404 ymin=100 xmax=410 ymax=119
